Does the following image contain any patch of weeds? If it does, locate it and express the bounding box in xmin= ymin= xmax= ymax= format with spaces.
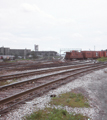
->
xmin=50 ymin=92 xmax=90 ymax=108
xmin=0 ymin=78 xmax=17 ymax=86
xmin=66 ymin=98 xmax=71 ymax=103
xmin=23 ymin=108 xmax=89 ymax=120
xmin=75 ymin=98 xmax=81 ymax=102
xmin=24 ymin=111 xmax=42 ymax=120
xmin=6 ymin=60 xmax=17 ymax=63
xmin=97 ymin=57 xmax=107 ymax=62
xmin=69 ymin=93 xmax=76 ymax=98
xmin=84 ymin=102 xmax=90 ymax=107
xmin=0 ymin=81 xmax=9 ymax=86
xmin=77 ymin=93 xmax=84 ymax=98
xmin=8 ymin=78 xmax=17 ymax=84
xmin=13 ymin=78 xmax=17 ymax=82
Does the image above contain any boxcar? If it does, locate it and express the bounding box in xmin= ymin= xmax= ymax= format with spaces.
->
xmin=65 ymin=50 xmax=107 ymax=60
xmin=65 ymin=52 xmax=71 ymax=60
xmin=92 ymin=51 xmax=99 ymax=59
xmin=70 ymin=51 xmax=83 ymax=60
xmin=99 ymin=51 xmax=104 ymax=58
xmin=103 ymin=51 xmax=107 ymax=57
xmin=82 ymin=51 xmax=93 ymax=59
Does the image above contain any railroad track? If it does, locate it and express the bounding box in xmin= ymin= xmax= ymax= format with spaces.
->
xmin=0 ymin=60 xmax=93 ymax=71
xmin=0 ymin=62 xmax=95 ymax=82
xmin=0 ymin=63 xmax=106 ymax=114
xmin=0 ymin=63 xmax=99 ymax=90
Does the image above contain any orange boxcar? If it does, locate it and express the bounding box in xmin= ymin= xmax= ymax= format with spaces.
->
xmin=82 ymin=51 xmax=92 ymax=59
xmin=65 ymin=52 xmax=71 ymax=60
xmin=99 ymin=51 xmax=104 ymax=58
xmin=70 ymin=51 xmax=83 ymax=60
xmin=103 ymin=51 xmax=107 ymax=57
xmin=92 ymin=51 xmax=99 ymax=59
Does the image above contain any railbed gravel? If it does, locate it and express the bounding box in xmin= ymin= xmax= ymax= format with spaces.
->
xmin=0 ymin=68 xmax=107 ymax=120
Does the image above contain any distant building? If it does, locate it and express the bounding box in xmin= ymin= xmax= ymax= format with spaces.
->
xmin=0 ymin=46 xmax=57 ymax=59
xmin=34 ymin=45 xmax=38 ymax=51
xmin=0 ymin=46 xmax=31 ymax=58
xmin=0 ymin=47 xmax=10 ymax=55
xmin=10 ymin=49 xmax=31 ymax=56
xmin=34 ymin=51 xmax=57 ymax=56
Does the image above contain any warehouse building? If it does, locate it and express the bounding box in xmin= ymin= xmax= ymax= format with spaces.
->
xmin=34 ymin=51 xmax=57 ymax=56
xmin=0 ymin=46 xmax=57 ymax=58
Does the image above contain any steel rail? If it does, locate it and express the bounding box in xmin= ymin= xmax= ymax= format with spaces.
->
xmin=0 ymin=64 xmax=102 ymax=90
xmin=0 ymin=64 xmax=106 ymax=107
xmin=0 ymin=63 xmax=97 ymax=82
xmin=0 ymin=61 xmax=93 ymax=71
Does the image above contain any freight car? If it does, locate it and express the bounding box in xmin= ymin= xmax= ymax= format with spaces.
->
xmin=65 ymin=50 xmax=106 ymax=60
xmin=65 ymin=52 xmax=71 ymax=60
xmin=82 ymin=51 xmax=92 ymax=59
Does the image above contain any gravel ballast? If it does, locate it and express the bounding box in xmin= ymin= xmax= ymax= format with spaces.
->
xmin=1 ymin=68 xmax=107 ymax=120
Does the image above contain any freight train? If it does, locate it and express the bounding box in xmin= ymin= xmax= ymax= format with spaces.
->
xmin=65 ymin=50 xmax=107 ymax=60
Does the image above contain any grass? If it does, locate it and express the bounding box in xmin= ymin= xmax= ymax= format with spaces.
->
xmin=23 ymin=92 xmax=90 ymax=120
xmin=97 ymin=57 xmax=107 ymax=62
xmin=50 ymin=92 xmax=90 ymax=108
xmin=0 ymin=78 xmax=17 ymax=86
xmin=0 ymin=81 xmax=10 ymax=86
xmin=17 ymin=59 xmax=31 ymax=60
xmin=23 ymin=108 xmax=89 ymax=120
xmin=6 ymin=60 xmax=17 ymax=63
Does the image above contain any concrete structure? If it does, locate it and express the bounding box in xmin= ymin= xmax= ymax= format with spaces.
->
xmin=10 ymin=49 xmax=31 ymax=57
xmin=34 ymin=45 xmax=38 ymax=51
xmin=34 ymin=51 xmax=57 ymax=56
xmin=0 ymin=47 xmax=10 ymax=55
xmin=0 ymin=46 xmax=57 ymax=59
xmin=0 ymin=47 xmax=31 ymax=58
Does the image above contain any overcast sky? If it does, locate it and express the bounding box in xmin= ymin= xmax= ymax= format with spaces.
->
xmin=0 ymin=0 xmax=107 ymax=53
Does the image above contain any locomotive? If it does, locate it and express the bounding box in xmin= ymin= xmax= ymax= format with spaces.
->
xmin=65 ymin=50 xmax=107 ymax=60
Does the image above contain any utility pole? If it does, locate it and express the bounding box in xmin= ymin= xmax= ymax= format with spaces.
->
xmin=94 ymin=46 xmax=95 ymax=51
xmin=60 ymin=49 xmax=61 ymax=56
xmin=24 ymin=48 xmax=26 ymax=59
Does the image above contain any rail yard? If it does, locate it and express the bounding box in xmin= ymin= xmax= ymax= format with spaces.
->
xmin=0 ymin=59 xmax=107 ymax=120
xmin=1 ymin=0 xmax=107 ymax=119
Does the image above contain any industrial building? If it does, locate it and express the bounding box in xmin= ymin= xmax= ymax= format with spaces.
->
xmin=34 ymin=51 xmax=57 ymax=56
xmin=0 ymin=46 xmax=57 ymax=59
xmin=0 ymin=47 xmax=31 ymax=58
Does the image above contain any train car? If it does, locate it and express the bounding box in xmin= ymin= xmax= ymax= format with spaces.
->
xmin=92 ymin=51 xmax=99 ymax=59
xmin=65 ymin=52 xmax=71 ymax=60
xmin=99 ymin=51 xmax=104 ymax=58
xmin=65 ymin=50 xmax=107 ymax=60
xmin=103 ymin=51 xmax=107 ymax=57
xmin=82 ymin=51 xmax=93 ymax=59
xmin=70 ymin=51 xmax=83 ymax=60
